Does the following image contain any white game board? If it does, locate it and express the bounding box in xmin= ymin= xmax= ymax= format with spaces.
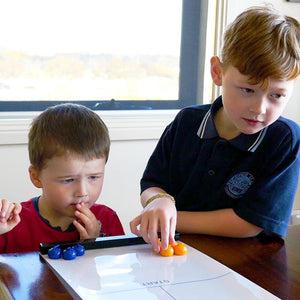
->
xmin=42 ymin=242 xmax=279 ymax=300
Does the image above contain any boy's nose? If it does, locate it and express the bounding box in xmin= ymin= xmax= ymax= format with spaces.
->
xmin=249 ymin=97 xmax=266 ymax=115
xmin=75 ymin=181 xmax=88 ymax=198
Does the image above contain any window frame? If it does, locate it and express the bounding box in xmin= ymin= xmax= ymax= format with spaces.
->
xmin=0 ymin=0 xmax=207 ymax=112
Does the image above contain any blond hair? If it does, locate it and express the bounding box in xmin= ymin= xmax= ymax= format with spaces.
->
xmin=221 ymin=6 xmax=300 ymax=87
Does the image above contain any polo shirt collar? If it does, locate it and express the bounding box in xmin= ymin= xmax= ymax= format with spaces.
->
xmin=197 ymin=96 xmax=268 ymax=152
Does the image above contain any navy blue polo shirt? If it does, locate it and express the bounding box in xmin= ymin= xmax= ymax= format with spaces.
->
xmin=141 ymin=97 xmax=300 ymax=236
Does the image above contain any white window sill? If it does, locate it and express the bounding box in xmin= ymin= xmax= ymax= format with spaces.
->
xmin=0 ymin=110 xmax=178 ymax=145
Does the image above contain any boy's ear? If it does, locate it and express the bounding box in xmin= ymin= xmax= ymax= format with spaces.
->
xmin=210 ymin=56 xmax=223 ymax=86
xmin=29 ymin=166 xmax=43 ymax=188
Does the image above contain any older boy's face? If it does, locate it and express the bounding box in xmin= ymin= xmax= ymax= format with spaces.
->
xmin=218 ymin=65 xmax=294 ymax=137
xmin=35 ymin=154 xmax=106 ymax=223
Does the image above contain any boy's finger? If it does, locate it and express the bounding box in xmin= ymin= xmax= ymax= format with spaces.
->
xmin=159 ymin=218 xmax=170 ymax=251
xmin=13 ymin=203 xmax=22 ymax=214
xmin=74 ymin=210 xmax=90 ymax=225
xmin=169 ymin=217 xmax=176 ymax=245
xmin=75 ymin=202 xmax=93 ymax=216
xmin=73 ymin=219 xmax=86 ymax=235
xmin=0 ymin=199 xmax=10 ymax=217
xmin=147 ymin=220 xmax=160 ymax=252
xmin=129 ymin=215 xmax=142 ymax=236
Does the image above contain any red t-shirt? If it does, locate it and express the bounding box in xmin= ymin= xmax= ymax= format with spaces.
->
xmin=0 ymin=198 xmax=125 ymax=253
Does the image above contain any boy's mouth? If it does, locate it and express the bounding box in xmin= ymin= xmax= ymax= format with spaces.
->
xmin=243 ymin=118 xmax=262 ymax=126
xmin=71 ymin=201 xmax=90 ymax=207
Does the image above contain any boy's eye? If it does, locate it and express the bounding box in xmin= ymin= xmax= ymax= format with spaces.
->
xmin=89 ymin=175 xmax=101 ymax=180
xmin=242 ymin=88 xmax=254 ymax=94
xmin=62 ymin=178 xmax=74 ymax=183
xmin=271 ymin=93 xmax=283 ymax=99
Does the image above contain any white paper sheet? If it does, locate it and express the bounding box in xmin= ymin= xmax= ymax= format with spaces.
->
xmin=42 ymin=243 xmax=279 ymax=300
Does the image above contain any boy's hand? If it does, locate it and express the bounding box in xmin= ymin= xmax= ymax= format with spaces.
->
xmin=130 ymin=197 xmax=177 ymax=252
xmin=73 ymin=202 xmax=100 ymax=239
xmin=0 ymin=199 xmax=22 ymax=234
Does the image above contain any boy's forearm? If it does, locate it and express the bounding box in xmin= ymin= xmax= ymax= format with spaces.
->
xmin=176 ymin=209 xmax=262 ymax=238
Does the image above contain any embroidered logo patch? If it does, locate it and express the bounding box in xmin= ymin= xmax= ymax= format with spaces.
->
xmin=225 ymin=172 xmax=254 ymax=198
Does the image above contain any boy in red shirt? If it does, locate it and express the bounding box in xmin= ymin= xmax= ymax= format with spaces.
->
xmin=0 ymin=103 xmax=124 ymax=253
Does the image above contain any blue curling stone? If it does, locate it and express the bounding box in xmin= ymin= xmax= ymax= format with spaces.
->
xmin=48 ymin=245 xmax=62 ymax=259
xmin=72 ymin=244 xmax=85 ymax=256
xmin=62 ymin=247 xmax=77 ymax=260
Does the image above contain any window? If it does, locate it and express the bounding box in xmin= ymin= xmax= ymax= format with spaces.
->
xmin=0 ymin=0 xmax=207 ymax=111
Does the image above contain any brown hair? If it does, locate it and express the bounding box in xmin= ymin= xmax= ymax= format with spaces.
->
xmin=221 ymin=6 xmax=300 ymax=87
xmin=28 ymin=103 xmax=110 ymax=170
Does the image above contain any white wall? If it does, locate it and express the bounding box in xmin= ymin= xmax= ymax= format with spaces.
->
xmin=100 ymin=140 xmax=158 ymax=233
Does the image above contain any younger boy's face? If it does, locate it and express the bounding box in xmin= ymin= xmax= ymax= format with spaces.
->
xmin=212 ymin=58 xmax=295 ymax=137
xmin=31 ymin=154 xmax=106 ymax=223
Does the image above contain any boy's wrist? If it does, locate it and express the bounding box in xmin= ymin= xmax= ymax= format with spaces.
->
xmin=144 ymin=193 xmax=175 ymax=207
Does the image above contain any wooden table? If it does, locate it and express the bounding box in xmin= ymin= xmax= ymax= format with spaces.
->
xmin=180 ymin=226 xmax=300 ymax=300
xmin=0 ymin=225 xmax=299 ymax=300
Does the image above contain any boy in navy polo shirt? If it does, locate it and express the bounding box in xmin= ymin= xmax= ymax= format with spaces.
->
xmin=130 ymin=6 xmax=300 ymax=252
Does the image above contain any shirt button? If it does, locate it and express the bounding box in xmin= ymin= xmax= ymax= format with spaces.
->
xmin=208 ymin=170 xmax=215 ymax=176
